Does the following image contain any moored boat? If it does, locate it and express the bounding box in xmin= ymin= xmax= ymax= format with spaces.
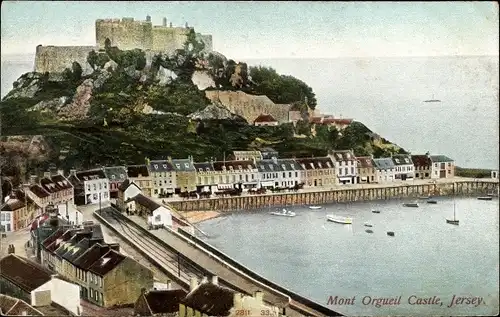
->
xmin=427 ymin=199 xmax=438 ymax=204
xmin=326 ymin=215 xmax=352 ymax=224
xmin=372 ymin=210 xmax=381 ymax=214
xmin=308 ymin=205 xmax=322 ymax=210
xmin=364 ymin=223 xmax=373 ymax=227
xmin=387 ymin=231 xmax=395 ymax=236
xmin=365 ymin=229 xmax=374 ymax=234
xmin=403 ymin=202 xmax=419 ymax=207
xmin=477 ymin=196 xmax=493 ymax=201
xmin=270 ymin=208 xmax=296 ymax=217
xmin=446 ymin=199 xmax=459 ymax=225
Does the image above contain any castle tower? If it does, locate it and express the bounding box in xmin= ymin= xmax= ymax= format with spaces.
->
xmin=146 ymin=15 xmax=151 ymax=22
xmin=163 ymin=17 xmax=167 ymax=26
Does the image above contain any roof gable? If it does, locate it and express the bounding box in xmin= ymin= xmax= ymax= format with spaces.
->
xmin=0 ymin=255 xmax=52 ymax=292
xmin=182 ymin=283 xmax=235 ymax=316
xmin=430 ymin=155 xmax=454 ymax=163
xmin=88 ymin=249 xmax=125 ymax=276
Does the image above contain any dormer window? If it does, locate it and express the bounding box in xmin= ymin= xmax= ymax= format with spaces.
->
xmin=404 ymin=158 xmax=409 ymax=163
xmin=346 ymin=153 xmax=351 ymax=159
xmin=247 ymin=165 xmax=252 ymax=170
xmin=281 ymin=164 xmax=286 ymax=170
xmin=310 ymin=163 xmax=315 ymax=169
xmin=269 ymin=165 xmax=274 ymax=171
xmin=301 ymin=164 xmax=306 ymax=169
xmin=395 ymin=159 xmax=400 ymax=164
xmin=238 ymin=165 xmax=242 ymax=170
xmin=336 ymin=153 xmax=342 ymax=159
xmin=206 ymin=167 xmax=210 ymax=171
xmin=120 ymin=174 xmax=125 ymax=178
xmin=260 ymin=165 xmax=264 ymax=170
xmin=111 ymin=175 xmax=116 ymax=180
xmin=326 ymin=162 xmax=331 ymax=168
xmin=199 ymin=168 xmax=203 ymax=172
xmin=154 ymin=164 xmax=158 ymax=169
xmin=163 ymin=164 xmax=168 ymax=169
xmin=175 ymin=164 xmax=181 ymax=169
xmin=184 ymin=163 xmax=189 ymax=168
xmin=318 ymin=162 xmax=323 ymax=169
xmin=222 ymin=166 xmax=226 ymax=171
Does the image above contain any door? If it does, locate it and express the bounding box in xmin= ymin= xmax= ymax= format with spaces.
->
xmin=439 ymin=170 xmax=446 ymax=178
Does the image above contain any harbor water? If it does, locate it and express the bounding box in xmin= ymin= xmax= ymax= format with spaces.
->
xmin=198 ymin=196 xmax=499 ymax=316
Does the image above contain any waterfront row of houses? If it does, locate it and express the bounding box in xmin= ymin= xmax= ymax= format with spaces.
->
xmin=1 ymin=149 xmax=454 ymax=233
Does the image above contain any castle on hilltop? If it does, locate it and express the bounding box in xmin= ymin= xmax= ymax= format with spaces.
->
xmin=34 ymin=15 xmax=213 ymax=74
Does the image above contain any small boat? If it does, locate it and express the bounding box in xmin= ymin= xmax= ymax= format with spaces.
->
xmin=387 ymin=231 xmax=395 ymax=236
xmin=365 ymin=229 xmax=374 ymax=234
xmin=270 ymin=208 xmax=296 ymax=217
xmin=403 ymin=202 xmax=419 ymax=207
xmin=477 ymin=196 xmax=493 ymax=201
xmin=424 ymin=94 xmax=441 ymax=103
xmin=427 ymin=199 xmax=438 ymax=204
xmin=326 ymin=215 xmax=352 ymax=224
xmin=446 ymin=200 xmax=459 ymax=225
xmin=371 ymin=210 xmax=381 ymax=214
xmin=308 ymin=205 xmax=322 ymax=210
xmin=364 ymin=223 xmax=373 ymax=227
xmin=418 ymin=196 xmax=431 ymax=199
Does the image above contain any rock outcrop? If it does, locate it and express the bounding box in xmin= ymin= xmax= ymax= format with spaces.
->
xmin=156 ymin=66 xmax=178 ymax=85
xmin=191 ymin=70 xmax=215 ymax=90
xmin=30 ymin=96 xmax=69 ymax=113
xmin=205 ymin=90 xmax=291 ymax=124
xmin=188 ymin=103 xmax=243 ymax=121
xmin=3 ymin=73 xmax=43 ymax=100
xmin=58 ymin=79 xmax=94 ymax=121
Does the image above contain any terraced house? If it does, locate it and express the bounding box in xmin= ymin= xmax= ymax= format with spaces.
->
xmin=26 ymin=183 xmax=51 ymax=213
xmin=1 ymin=191 xmax=28 ymax=232
xmin=148 ymin=160 xmax=176 ymax=197
xmin=171 ymin=157 xmax=197 ymax=193
xmin=40 ymin=226 xmax=154 ymax=308
xmin=127 ymin=165 xmax=153 ymax=197
xmin=296 ymin=157 xmax=336 ymax=188
xmin=372 ymin=158 xmax=396 ymax=183
xmin=212 ymin=160 xmax=259 ymax=191
xmin=103 ymin=166 xmax=128 ymax=198
xmin=429 ymin=155 xmax=455 ymax=179
xmin=391 ymin=154 xmax=414 ymax=181
xmin=68 ymin=169 xmax=110 ymax=205
xmin=257 ymin=158 xmax=303 ymax=189
xmin=39 ymin=171 xmax=74 ymax=205
xmin=232 ymin=150 xmax=263 ymax=161
xmin=356 ymin=156 xmax=376 ymax=184
xmin=329 ymin=150 xmax=358 ymax=185
xmin=411 ymin=154 xmax=432 ymax=179
xmin=194 ymin=162 xmax=217 ymax=193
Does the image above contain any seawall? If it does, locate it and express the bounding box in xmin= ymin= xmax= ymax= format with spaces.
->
xmin=169 ymin=180 xmax=499 ymax=212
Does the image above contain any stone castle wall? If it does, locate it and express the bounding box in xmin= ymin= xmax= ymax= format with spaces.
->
xmin=34 ymin=45 xmax=96 ymax=75
xmin=34 ymin=17 xmax=213 ymax=74
xmin=205 ymin=90 xmax=291 ymax=124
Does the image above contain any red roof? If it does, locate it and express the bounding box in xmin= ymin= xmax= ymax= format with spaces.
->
xmin=30 ymin=214 xmax=49 ymax=231
xmin=254 ymin=114 xmax=277 ymax=123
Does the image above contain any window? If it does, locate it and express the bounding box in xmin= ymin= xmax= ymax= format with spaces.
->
xmin=351 ymin=167 xmax=354 ymax=174
xmin=282 ymin=172 xmax=286 ymax=178
xmin=99 ymin=183 xmax=102 ymax=190
xmin=425 ymin=173 xmax=429 ymax=177
xmin=344 ymin=167 xmax=348 ymax=175
xmin=104 ymin=183 xmax=107 ymax=189
xmin=103 ymin=192 xmax=108 ymax=198
xmin=295 ymin=172 xmax=298 ymax=177
xmin=93 ymin=184 xmax=97 ymax=191
xmin=93 ymin=194 xmax=98 ymax=200
xmin=339 ymin=169 xmax=343 ymax=175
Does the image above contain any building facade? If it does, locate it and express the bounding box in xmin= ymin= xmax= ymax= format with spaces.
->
xmin=254 ymin=114 xmax=279 ymax=126
xmin=329 ymin=150 xmax=358 ymax=185
xmin=148 ymin=160 xmax=176 ymax=197
xmin=372 ymin=158 xmax=396 ymax=183
xmin=429 ymin=155 xmax=455 ymax=179
xmin=212 ymin=160 xmax=259 ymax=191
xmin=411 ymin=154 xmax=432 ymax=179
xmin=117 ymin=180 xmax=142 ymax=211
xmin=232 ymin=150 xmax=263 ymax=161
xmin=295 ymin=157 xmax=336 ymax=188
xmin=391 ymin=154 xmax=415 ymax=181
xmin=127 ymin=165 xmax=153 ymax=197
xmin=171 ymin=157 xmax=197 ymax=193
xmin=194 ymin=162 xmax=217 ymax=193
xmin=68 ymin=169 xmax=110 ymax=205
xmin=356 ymin=156 xmax=376 ymax=184
xmin=103 ymin=166 xmax=128 ymax=199
xmin=39 ymin=172 xmax=74 ymax=206
xmin=1 ymin=194 xmax=28 ymax=232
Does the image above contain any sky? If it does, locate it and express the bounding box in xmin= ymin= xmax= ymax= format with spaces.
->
xmin=1 ymin=1 xmax=499 ymax=60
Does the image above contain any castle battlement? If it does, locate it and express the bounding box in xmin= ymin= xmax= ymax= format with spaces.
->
xmin=34 ymin=15 xmax=213 ymax=74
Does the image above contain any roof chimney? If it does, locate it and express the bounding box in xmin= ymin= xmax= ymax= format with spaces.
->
xmin=201 ymin=276 xmax=208 ymax=284
xmin=29 ymin=175 xmax=38 ymax=185
xmin=233 ymin=293 xmax=243 ymax=307
xmin=70 ymin=169 xmax=77 ymax=176
xmin=43 ymin=171 xmax=51 ymax=179
xmin=254 ymin=291 xmax=264 ymax=303
xmin=57 ymin=169 xmax=64 ymax=176
xmin=211 ymin=275 xmax=218 ymax=285
xmin=189 ymin=276 xmax=198 ymax=291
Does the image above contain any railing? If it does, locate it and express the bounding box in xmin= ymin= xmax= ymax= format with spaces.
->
xmin=177 ymin=228 xmax=342 ymax=316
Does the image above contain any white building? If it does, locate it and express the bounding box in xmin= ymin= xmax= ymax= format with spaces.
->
xmin=232 ymin=150 xmax=263 ymax=161
xmin=391 ymin=154 xmax=415 ymax=181
xmin=429 ymin=155 xmax=455 ymax=179
xmin=148 ymin=160 xmax=176 ymax=197
xmin=32 ymin=275 xmax=82 ymax=316
xmin=56 ymin=203 xmax=83 ymax=226
xmin=328 ymin=150 xmax=358 ymax=185
xmin=492 ymin=170 xmax=499 ymax=179
xmin=277 ymin=159 xmax=304 ymax=188
xmin=256 ymin=158 xmax=281 ymax=189
xmin=117 ymin=179 xmax=142 ymax=211
xmin=372 ymin=158 xmax=396 ymax=183
xmin=0 ymin=210 xmax=13 ymax=232
xmin=147 ymin=206 xmax=173 ymax=228
xmin=68 ymin=169 xmax=110 ymax=205
xmin=212 ymin=160 xmax=260 ymax=191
